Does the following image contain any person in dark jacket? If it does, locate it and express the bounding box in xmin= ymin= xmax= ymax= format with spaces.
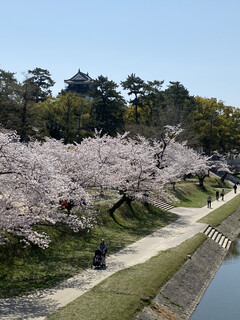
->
xmin=99 ymin=239 xmax=107 ymax=268
xmin=207 ymin=195 xmax=212 ymax=208
xmin=220 ymin=189 xmax=225 ymax=201
xmin=233 ymin=184 xmax=237 ymax=194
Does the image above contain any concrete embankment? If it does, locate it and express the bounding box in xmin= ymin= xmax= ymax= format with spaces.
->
xmin=136 ymin=205 xmax=240 ymax=320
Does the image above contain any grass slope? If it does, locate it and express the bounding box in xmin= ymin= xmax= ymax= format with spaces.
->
xmin=47 ymin=178 xmax=240 ymax=320
xmin=0 ymin=174 xmax=238 ymax=310
xmin=48 ymin=234 xmax=206 ymax=320
xmin=172 ymin=175 xmax=231 ymax=207
xmin=0 ymin=201 xmax=177 ymax=298
xmin=199 ymin=194 xmax=240 ymax=226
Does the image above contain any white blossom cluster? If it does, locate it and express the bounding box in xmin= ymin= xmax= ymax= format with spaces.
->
xmin=0 ymin=127 xmax=229 ymax=249
xmin=0 ymin=131 xmax=91 ymax=248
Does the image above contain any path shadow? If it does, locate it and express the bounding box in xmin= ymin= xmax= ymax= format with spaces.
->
xmin=0 ymin=293 xmax=58 ymax=319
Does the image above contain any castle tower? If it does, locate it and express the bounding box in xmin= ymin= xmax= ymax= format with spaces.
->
xmin=64 ymin=69 xmax=93 ymax=94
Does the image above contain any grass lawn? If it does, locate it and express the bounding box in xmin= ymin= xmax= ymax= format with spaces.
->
xmin=172 ymin=175 xmax=231 ymax=207
xmin=0 ymin=200 xmax=177 ymax=298
xmin=48 ymin=192 xmax=240 ymax=320
xmin=199 ymin=193 xmax=240 ymax=227
xmin=0 ymin=175 xmax=238 ymax=304
xmin=48 ymin=233 xmax=206 ymax=320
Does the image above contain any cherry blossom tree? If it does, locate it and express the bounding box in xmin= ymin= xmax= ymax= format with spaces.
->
xmin=161 ymin=140 xmax=190 ymax=190
xmin=208 ymin=152 xmax=231 ymax=182
xmin=70 ymin=129 xmax=182 ymax=217
xmin=159 ymin=126 xmax=230 ymax=188
xmin=188 ymin=152 xmax=210 ymax=187
xmin=1 ymin=124 xmax=228 ymax=248
xmin=182 ymin=149 xmax=230 ymax=188
xmin=154 ymin=125 xmax=192 ymax=190
xmin=0 ymin=131 xmax=92 ymax=248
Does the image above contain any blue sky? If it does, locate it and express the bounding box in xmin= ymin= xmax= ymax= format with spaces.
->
xmin=1 ymin=0 xmax=240 ymax=107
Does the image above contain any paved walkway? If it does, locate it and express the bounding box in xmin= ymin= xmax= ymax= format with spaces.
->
xmin=0 ymin=190 xmax=239 ymax=320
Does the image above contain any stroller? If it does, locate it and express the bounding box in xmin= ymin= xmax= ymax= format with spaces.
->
xmin=91 ymin=249 xmax=103 ymax=269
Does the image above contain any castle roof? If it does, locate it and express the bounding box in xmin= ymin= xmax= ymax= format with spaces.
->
xmin=64 ymin=69 xmax=92 ymax=85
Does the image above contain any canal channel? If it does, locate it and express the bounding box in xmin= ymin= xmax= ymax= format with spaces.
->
xmin=190 ymin=234 xmax=240 ymax=319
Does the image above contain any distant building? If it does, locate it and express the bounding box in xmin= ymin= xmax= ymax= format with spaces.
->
xmin=64 ymin=69 xmax=93 ymax=94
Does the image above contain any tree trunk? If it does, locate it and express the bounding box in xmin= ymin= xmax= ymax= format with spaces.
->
xmin=220 ymin=171 xmax=228 ymax=182
xmin=135 ymin=104 xmax=139 ymax=125
xmin=20 ymin=101 xmax=28 ymax=142
xmin=198 ymin=175 xmax=206 ymax=188
xmin=109 ymin=193 xmax=132 ymax=220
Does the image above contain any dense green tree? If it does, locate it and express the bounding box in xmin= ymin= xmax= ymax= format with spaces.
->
xmin=122 ymin=75 xmax=166 ymax=139
xmin=142 ymin=80 xmax=164 ymax=126
xmin=18 ymin=80 xmax=39 ymax=141
xmin=24 ymin=67 xmax=55 ymax=103
xmin=220 ymin=105 xmax=240 ymax=154
xmin=123 ymin=104 xmax=150 ymax=125
xmin=40 ymin=92 xmax=91 ymax=143
xmin=1 ymin=66 xmax=240 ymax=153
xmin=0 ymin=70 xmax=42 ymax=141
xmin=163 ymin=81 xmax=195 ymax=126
xmin=232 ymin=108 xmax=240 ymax=152
xmin=157 ymin=81 xmax=199 ymax=147
xmin=121 ymin=74 xmax=145 ymax=125
xmin=123 ymin=80 xmax=164 ymax=126
xmin=0 ymin=70 xmax=20 ymax=129
xmin=122 ymin=79 xmax=197 ymax=141
xmin=12 ymin=68 xmax=56 ymax=141
xmin=90 ymin=75 xmax=126 ymax=135
xmin=192 ymin=97 xmax=236 ymax=155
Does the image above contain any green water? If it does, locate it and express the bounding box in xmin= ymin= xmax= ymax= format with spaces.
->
xmin=190 ymin=235 xmax=240 ymax=319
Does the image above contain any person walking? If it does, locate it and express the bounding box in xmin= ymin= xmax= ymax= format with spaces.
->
xmin=207 ymin=195 xmax=212 ymax=208
xmin=233 ymin=184 xmax=237 ymax=194
xmin=99 ymin=239 xmax=107 ymax=268
xmin=216 ymin=190 xmax=219 ymax=201
xmin=220 ymin=189 xmax=225 ymax=201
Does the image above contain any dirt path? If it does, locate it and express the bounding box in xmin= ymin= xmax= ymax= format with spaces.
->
xmin=0 ymin=190 xmax=238 ymax=320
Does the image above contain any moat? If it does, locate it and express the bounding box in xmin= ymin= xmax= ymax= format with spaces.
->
xmin=190 ymin=234 xmax=240 ymax=319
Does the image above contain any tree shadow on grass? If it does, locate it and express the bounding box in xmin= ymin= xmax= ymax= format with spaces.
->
xmin=172 ymin=187 xmax=192 ymax=204
xmin=112 ymin=201 xmax=177 ymax=232
xmin=0 ymin=200 xmax=179 ymax=299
